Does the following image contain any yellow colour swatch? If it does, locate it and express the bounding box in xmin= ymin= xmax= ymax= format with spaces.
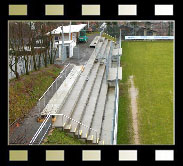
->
xmin=82 ymin=150 xmax=101 ymax=161
xmin=9 ymin=5 xmax=27 ymax=16
xmin=82 ymin=5 xmax=100 ymax=15
xmin=9 ymin=150 xmax=28 ymax=161
xmin=46 ymin=150 xmax=64 ymax=161
xmin=45 ymin=5 xmax=64 ymax=15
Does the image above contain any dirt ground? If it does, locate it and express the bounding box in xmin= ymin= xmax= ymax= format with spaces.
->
xmin=128 ymin=75 xmax=140 ymax=144
xmin=9 ymin=33 xmax=98 ymax=144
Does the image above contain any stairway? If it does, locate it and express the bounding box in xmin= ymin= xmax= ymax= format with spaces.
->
xmin=53 ymin=40 xmax=103 ymax=128
xmin=64 ymin=62 xmax=100 ymax=134
xmin=78 ymin=64 xmax=105 ymax=141
xmin=50 ymin=36 xmax=121 ymax=145
xmin=87 ymin=71 xmax=108 ymax=144
xmin=63 ymin=40 xmax=109 ymax=136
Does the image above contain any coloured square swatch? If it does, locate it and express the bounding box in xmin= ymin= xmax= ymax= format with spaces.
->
xmin=118 ymin=5 xmax=137 ymax=15
xmin=119 ymin=150 xmax=137 ymax=161
xmin=9 ymin=5 xmax=27 ymax=15
xmin=82 ymin=150 xmax=101 ymax=161
xmin=46 ymin=150 xmax=64 ymax=161
xmin=155 ymin=150 xmax=174 ymax=161
xmin=82 ymin=5 xmax=100 ymax=15
xmin=45 ymin=5 xmax=64 ymax=15
xmin=155 ymin=5 xmax=173 ymax=15
xmin=9 ymin=150 xmax=28 ymax=161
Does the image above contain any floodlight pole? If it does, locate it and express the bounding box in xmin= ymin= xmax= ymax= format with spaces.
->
xmin=61 ymin=25 xmax=65 ymax=61
xmin=69 ymin=21 xmax=71 ymax=41
xmin=119 ymin=29 xmax=121 ymax=48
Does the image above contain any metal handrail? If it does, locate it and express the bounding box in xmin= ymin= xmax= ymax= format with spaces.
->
xmin=38 ymin=63 xmax=72 ymax=114
xmin=111 ymin=40 xmax=120 ymax=145
xmin=29 ymin=113 xmax=98 ymax=145
xmin=29 ymin=114 xmax=51 ymax=145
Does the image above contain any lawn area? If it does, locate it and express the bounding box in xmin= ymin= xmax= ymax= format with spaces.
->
xmin=9 ymin=64 xmax=63 ymax=124
xmin=43 ymin=128 xmax=85 ymax=145
xmin=117 ymin=41 xmax=174 ymax=145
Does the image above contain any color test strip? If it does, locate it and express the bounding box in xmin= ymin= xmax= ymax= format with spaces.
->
xmin=118 ymin=5 xmax=137 ymax=15
xmin=119 ymin=150 xmax=137 ymax=161
xmin=45 ymin=5 xmax=64 ymax=15
xmin=82 ymin=150 xmax=101 ymax=161
xmin=155 ymin=150 xmax=174 ymax=161
xmin=9 ymin=5 xmax=27 ymax=16
xmin=46 ymin=150 xmax=64 ymax=161
xmin=82 ymin=5 xmax=100 ymax=15
xmin=155 ymin=5 xmax=173 ymax=15
xmin=9 ymin=150 xmax=28 ymax=161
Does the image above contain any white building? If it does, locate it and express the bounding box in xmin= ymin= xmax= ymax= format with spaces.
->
xmin=49 ymin=24 xmax=87 ymax=59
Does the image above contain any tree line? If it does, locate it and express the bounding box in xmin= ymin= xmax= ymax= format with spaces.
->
xmin=9 ymin=21 xmax=62 ymax=79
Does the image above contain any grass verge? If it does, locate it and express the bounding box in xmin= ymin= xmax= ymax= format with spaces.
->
xmin=117 ymin=40 xmax=174 ymax=144
xmin=9 ymin=64 xmax=62 ymax=124
xmin=43 ymin=128 xmax=85 ymax=145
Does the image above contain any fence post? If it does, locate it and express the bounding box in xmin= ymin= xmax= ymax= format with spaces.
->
xmin=65 ymin=67 xmax=66 ymax=79
xmin=39 ymin=99 xmax=40 ymax=114
xmin=44 ymin=96 xmax=45 ymax=107
xmin=62 ymin=115 xmax=63 ymax=130
xmin=78 ymin=128 xmax=79 ymax=138
xmin=56 ymin=78 xmax=57 ymax=90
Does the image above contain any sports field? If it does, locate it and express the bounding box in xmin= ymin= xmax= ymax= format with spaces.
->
xmin=117 ymin=41 xmax=174 ymax=145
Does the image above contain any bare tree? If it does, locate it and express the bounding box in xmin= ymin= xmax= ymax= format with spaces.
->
xmin=9 ymin=22 xmax=20 ymax=79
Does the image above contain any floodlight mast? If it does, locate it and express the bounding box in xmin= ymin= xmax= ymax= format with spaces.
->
xmin=119 ymin=29 xmax=122 ymax=48
xmin=61 ymin=25 xmax=65 ymax=62
xmin=69 ymin=21 xmax=71 ymax=41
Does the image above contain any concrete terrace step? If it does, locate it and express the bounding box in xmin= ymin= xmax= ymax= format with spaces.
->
xmin=96 ymin=39 xmax=108 ymax=62
xmin=65 ymin=62 xmax=100 ymax=134
xmin=90 ymin=36 xmax=101 ymax=48
xmin=79 ymin=64 xmax=106 ymax=140
xmin=41 ymin=65 xmax=82 ymax=115
xmin=87 ymin=72 xmax=108 ymax=144
xmin=99 ymin=37 xmax=105 ymax=42
xmin=100 ymin=40 xmax=112 ymax=64
xmin=63 ymin=42 xmax=105 ymax=136
xmin=53 ymin=43 xmax=103 ymax=128
xmin=100 ymin=87 xmax=115 ymax=145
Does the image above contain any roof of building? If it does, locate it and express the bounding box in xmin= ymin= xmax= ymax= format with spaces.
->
xmin=50 ymin=24 xmax=87 ymax=35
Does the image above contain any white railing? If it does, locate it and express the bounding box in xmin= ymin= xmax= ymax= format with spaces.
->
xmin=29 ymin=113 xmax=98 ymax=145
xmin=111 ymin=44 xmax=120 ymax=145
xmin=37 ymin=63 xmax=73 ymax=115
xmin=29 ymin=114 xmax=52 ymax=145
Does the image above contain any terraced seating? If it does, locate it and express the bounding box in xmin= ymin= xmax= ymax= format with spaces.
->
xmin=87 ymin=71 xmax=108 ymax=144
xmin=64 ymin=62 xmax=100 ymax=134
xmin=51 ymin=36 xmax=121 ymax=145
xmin=90 ymin=36 xmax=101 ymax=48
xmin=63 ymin=40 xmax=110 ymax=136
xmin=78 ymin=64 xmax=105 ymax=140
xmin=100 ymin=40 xmax=112 ymax=64
xmin=95 ymin=39 xmax=108 ymax=62
xmin=53 ymin=40 xmax=103 ymax=128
